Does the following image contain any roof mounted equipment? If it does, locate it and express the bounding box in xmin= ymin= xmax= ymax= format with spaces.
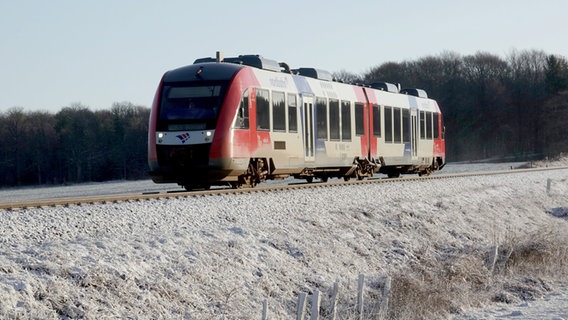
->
xmin=224 ymin=55 xmax=281 ymax=72
xmin=370 ymin=82 xmax=399 ymax=93
xmin=400 ymin=88 xmax=428 ymax=98
xmin=193 ymin=53 xmax=281 ymax=72
xmin=293 ymin=68 xmax=333 ymax=81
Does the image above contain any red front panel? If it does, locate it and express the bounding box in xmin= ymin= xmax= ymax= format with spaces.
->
xmin=210 ymin=68 xmax=263 ymax=159
xmin=231 ymin=87 xmax=271 ymax=158
xmin=434 ymin=112 xmax=446 ymax=157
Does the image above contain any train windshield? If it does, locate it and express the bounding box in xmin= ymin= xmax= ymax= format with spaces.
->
xmin=158 ymin=83 xmax=226 ymax=130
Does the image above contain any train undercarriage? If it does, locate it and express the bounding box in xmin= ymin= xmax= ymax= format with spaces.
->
xmin=177 ymin=156 xmax=445 ymax=191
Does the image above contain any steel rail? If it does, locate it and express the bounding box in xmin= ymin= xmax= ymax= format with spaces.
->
xmin=1 ymin=166 xmax=566 ymax=211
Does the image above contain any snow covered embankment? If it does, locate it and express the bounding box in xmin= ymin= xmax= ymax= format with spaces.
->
xmin=1 ymin=168 xmax=567 ymax=319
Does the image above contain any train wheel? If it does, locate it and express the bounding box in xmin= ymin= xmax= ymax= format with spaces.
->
xmin=234 ymin=158 xmax=267 ymax=188
xmin=234 ymin=174 xmax=257 ymax=189
xmin=356 ymin=169 xmax=365 ymax=180
xmin=321 ymin=176 xmax=329 ymax=183
xmin=343 ymin=176 xmax=351 ymax=182
xmin=306 ymin=177 xmax=314 ymax=183
xmin=246 ymin=177 xmax=258 ymax=188
xmin=355 ymin=164 xmax=370 ymax=180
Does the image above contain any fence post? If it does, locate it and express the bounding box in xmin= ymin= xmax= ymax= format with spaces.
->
xmin=547 ymin=178 xmax=552 ymax=196
xmin=357 ymin=274 xmax=365 ymax=319
xmin=379 ymin=276 xmax=391 ymax=319
xmin=330 ymin=282 xmax=339 ymax=320
xmin=486 ymin=245 xmax=499 ymax=273
xmin=297 ymin=293 xmax=307 ymax=320
xmin=310 ymin=290 xmax=321 ymax=320
xmin=262 ymin=299 xmax=268 ymax=320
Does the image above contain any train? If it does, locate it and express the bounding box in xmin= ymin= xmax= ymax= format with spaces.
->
xmin=148 ymin=52 xmax=445 ymax=190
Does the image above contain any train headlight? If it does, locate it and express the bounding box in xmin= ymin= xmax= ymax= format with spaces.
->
xmin=158 ymin=132 xmax=164 ymax=139
xmin=204 ymin=131 xmax=213 ymax=142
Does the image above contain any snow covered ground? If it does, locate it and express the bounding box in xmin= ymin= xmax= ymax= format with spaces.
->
xmin=453 ymin=284 xmax=568 ymax=320
xmin=1 ymin=160 xmax=567 ymax=319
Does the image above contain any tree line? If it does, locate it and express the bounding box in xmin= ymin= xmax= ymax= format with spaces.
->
xmin=336 ymin=49 xmax=568 ymax=161
xmin=1 ymin=49 xmax=568 ymax=188
xmin=0 ymin=102 xmax=149 ymax=187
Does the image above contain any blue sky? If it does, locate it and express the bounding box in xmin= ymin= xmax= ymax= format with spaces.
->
xmin=1 ymin=0 xmax=567 ymax=113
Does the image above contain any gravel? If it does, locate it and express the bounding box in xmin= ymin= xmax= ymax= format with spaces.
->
xmin=0 ymin=161 xmax=567 ymax=319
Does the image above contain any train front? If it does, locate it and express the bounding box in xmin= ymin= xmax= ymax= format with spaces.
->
xmin=147 ymin=62 xmax=243 ymax=189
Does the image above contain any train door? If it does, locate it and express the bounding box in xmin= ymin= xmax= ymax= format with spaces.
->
xmin=301 ymin=95 xmax=315 ymax=162
xmin=411 ymin=110 xmax=418 ymax=157
xmin=366 ymin=103 xmax=374 ymax=159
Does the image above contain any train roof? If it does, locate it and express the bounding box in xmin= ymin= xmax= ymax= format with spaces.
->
xmin=180 ymin=52 xmax=432 ymax=99
xmin=163 ymin=62 xmax=244 ymax=82
xmin=194 ymin=54 xmax=281 ymax=73
xmin=193 ymin=54 xmax=335 ymax=82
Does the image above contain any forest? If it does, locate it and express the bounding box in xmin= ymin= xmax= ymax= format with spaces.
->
xmin=0 ymin=103 xmax=149 ymax=187
xmin=1 ymin=49 xmax=567 ymax=187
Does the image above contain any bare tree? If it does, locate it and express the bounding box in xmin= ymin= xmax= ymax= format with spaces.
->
xmin=332 ymin=69 xmax=363 ymax=84
xmin=506 ymin=49 xmax=548 ymax=156
xmin=545 ymin=54 xmax=568 ymax=94
xmin=55 ymin=103 xmax=100 ymax=182
xmin=3 ymin=108 xmax=26 ymax=185
xmin=110 ymin=102 xmax=149 ymax=179
xmin=26 ymin=110 xmax=57 ymax=184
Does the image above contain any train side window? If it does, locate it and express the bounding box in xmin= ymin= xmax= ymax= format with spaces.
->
xmin=329 ymin=99 xmax=340 ymax=140
xmin=426 ymin=111 xmax=433 ymax=139
xmin=433 ymin=112 xmax=439 ymax=139
xmin=402 ymin=108 xmax=410 ymax=143
xmin=393 ymin=107 xmax=402 ymax=143
xmin=288 ymin=93 xmax=298 ymax=133
xmin=272 ymin=91 xmax=286 ymax=132
xmin=420 ymin=111 xmax=426 ymax=139
xmin=316 ymin=97 xmax=328 ymax=140
xmin=355 ymin=103 xmax=364 ymax=136
xmin=235 ymin=88 xmax=249 ymax=129
xmin=256 ymin=89 xmax=270 ymax=131
xmin=372 ymin=104 xmax=381 ymax=137
xmin=341 ymin=100 xmax=351 ymax=141
xmin=384 ymin=106 xmax=393 ymax=143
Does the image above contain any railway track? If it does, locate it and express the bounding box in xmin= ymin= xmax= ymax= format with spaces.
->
xmin=1 ymin=166 xmax=566 ymax=211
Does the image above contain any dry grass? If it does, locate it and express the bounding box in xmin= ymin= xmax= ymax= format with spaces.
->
xmin=291 ymin=223 xmax=568 ymax=320
xmin=375 ymin=224 xmax=568 ymax=320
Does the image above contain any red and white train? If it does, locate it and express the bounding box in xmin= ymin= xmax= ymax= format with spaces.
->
xmin=148 ymin=53 xmax=445 ymax=190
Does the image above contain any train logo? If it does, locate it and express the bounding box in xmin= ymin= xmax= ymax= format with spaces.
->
xmin=176 ymin=133 xmax=191 ymax=144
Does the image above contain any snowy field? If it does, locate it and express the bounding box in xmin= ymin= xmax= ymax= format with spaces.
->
xmin=0 ymin=159 xmax=567 ymax=319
